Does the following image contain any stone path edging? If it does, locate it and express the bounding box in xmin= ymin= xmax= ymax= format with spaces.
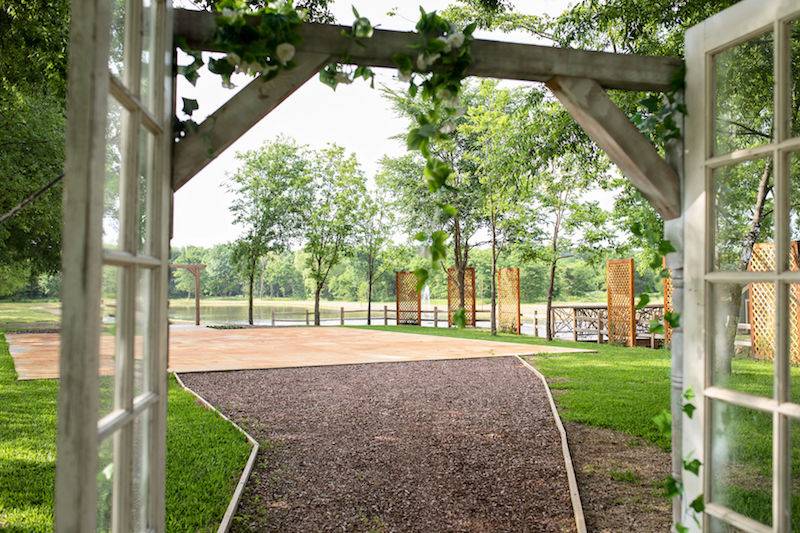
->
xmin=174 ymin=372 xmax=259 ymax=533
xmin=515 ymin=355 xmax=587 ymax=533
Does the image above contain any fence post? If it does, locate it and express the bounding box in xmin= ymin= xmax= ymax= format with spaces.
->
xmin=340 ymin=307 xmax=345 ymax=326
xmin=384 ymin=305 xmax=388 ymax=326
xmin=271 ymin=310 xmax=275 ymax=327
xmin=305 ymin=309 xmax=310 ymax=326
xmin=533 ymin=310 xmax=538 ymax=337
xmin=572 ymin=308 xmax=578 ymax=342
xmin=434 ymin=306 xmax=439 ymax=327
xmin=597 ymin=312 xmax=603 ymax=344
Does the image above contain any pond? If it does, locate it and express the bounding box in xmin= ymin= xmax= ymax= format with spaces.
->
xmin=168 ymin=302 xmax=373 ymax=325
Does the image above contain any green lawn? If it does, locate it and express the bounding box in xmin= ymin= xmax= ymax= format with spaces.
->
xmin=0 ymin=334 xmax=252 ymax=532
xmin=357 ymin=325 xmax=799 ymax=527
xmin=0 ymin=301 xmax=60 ymax=331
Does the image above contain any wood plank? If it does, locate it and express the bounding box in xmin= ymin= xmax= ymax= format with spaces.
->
xmin=172 ymin=51 xmax=329 ymax=190
xmin=173 ymin=9 xmax=682 ymax=92
xmin=546 ymin=76 xmax=681 ymax=220
xmin=56 ymin=0 xmax=112 ymax=529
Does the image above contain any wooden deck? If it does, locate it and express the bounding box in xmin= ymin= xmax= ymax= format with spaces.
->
xmin=7 ymin=326 xmax=592 ymax=380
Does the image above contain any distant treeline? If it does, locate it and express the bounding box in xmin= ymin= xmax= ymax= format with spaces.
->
xmin=167 ymin=243 xmax=662 ymax=304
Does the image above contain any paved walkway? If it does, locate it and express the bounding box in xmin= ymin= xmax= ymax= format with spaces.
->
xmin=7 ymin=326 xmax=590 ymax=380
xmin=182 ymin=357 xmax=578 ymax=532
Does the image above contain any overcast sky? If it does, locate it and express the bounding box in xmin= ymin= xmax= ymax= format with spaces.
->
xmin=172 ymin=0 xmax=576 ymax=247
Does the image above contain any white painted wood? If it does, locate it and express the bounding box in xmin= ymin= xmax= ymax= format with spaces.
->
xmin=172 ymin=51 xmax=330 ymax=190
xmin=515 ymin=356 xmax=586 ymax=533
xmin=546 ymin=76 xmax=681 ymax=220
xmin=56 ymin=0 xmax=113 ymax=530
xmin=684 ymin=1 xmax=800 ymax=531
xmin=173 ymin=10 xmax=682 ymax=92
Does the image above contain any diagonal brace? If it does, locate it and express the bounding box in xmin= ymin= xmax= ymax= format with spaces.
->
xmin=172 ymin=51 xmax=330 ymax=190
xmin=546 ymin=75 xmax=681 ymax=220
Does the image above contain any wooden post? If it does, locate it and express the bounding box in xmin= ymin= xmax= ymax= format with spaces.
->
xmin=597 ymin=311 xmax=604 ymax=344
xmin=271 ymin=310 xmax=275 ymax=327
xmin=340 ymin=307 xmax=344 ymax=326
xmin=572 ymin=307 xmax=578 ymax=342
xmin=305 ymin=309 xmax=310 ymax=326
xmin=384 ymin=305 xmax=388 ymax=326
xmin=533 ymin=310 xmax=538 ymax=337
xmin=434 ymin=306 xmax=439 ymax=327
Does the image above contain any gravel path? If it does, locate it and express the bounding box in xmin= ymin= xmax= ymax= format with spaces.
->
xmin=181 ymin=357 xmax=576 ymax=532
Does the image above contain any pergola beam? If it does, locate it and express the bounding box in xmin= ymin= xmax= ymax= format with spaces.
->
xmin=546 ymin=76 xmax=681 ymax=220
xmin=172 ymin=51 xmax=329 ymax=190
xmin=173 ymin=9 xmax=682 ymax=92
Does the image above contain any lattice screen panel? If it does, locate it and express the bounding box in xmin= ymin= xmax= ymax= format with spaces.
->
xmin=395 ymin=271 xmax=421 ymax=325
xmin=663 ymin=257 xmax=673 ymax=346
xmin=497 ymin=267 xmax=521 ymax=334
xmin=747 ymin=242 xmax=800 ymax=363
xmin=447 ymin=267 xmax=476 ymax=327
xmin=606 ymin=258 xmax=635 ymax=346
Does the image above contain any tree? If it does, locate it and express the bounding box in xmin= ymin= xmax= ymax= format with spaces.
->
xmin=355 ymin=189 xmax=392 ymax=324
xmin=302 ymin=145 xmax=367 ymax=325
xmin=228 ymin=138 xmax=310 ymax=324
xmin=379 ymin=88 xmax=489 ymax=321
xmin=460 ymin=81 xmax=530 ymax=334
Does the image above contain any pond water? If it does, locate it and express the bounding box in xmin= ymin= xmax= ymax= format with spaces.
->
xmin=168 ymin=302 xmax=372 ymax=325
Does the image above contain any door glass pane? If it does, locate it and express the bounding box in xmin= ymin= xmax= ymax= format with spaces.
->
xmin=100 ymin=265 xmax=120 ymax=420
xmin=132 ymin=410 xmax=150 ymax=531
xmin=713 ymin=30 xmax=774 ymax=155
xmin=97 ymin=436 xmax=115 ymax=532
xmin=790 ymin=18 xmax=800 ymax=139
xmin=711 ymin=282 xmax=774 ymax=398
xmin=790 ymin=283 xmax=800 ymax=401
xmin=134 ymin=267 xmax=150 ymax=397
xmin=138 ymin=128 xmax=153 ymax=254
xmin=710 ymin=399 xmax=773 ymax=527
xmin=141 ymin=0 xmax=155 ymax=106
xmin=708 ymin=515 xmax=746 ymax=532
xmin=104 ymin=97 xmax=125 ymax=249
xmin=713 ymin=158 xmax=775 ymax=271
xmin=109 ymin=0 xmax=126 ymax=77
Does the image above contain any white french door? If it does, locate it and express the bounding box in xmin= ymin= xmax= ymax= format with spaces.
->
xmin=685 ymin=0 xmax=800 ymax=531
xmin=57 ymin=0 xmax=173 ymax=530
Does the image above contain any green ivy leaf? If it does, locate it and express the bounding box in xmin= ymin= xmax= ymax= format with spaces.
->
xmin=662 ymin=475 xmax=683 ymax=498
xmin=665 ymin=311 xmax=681 ymax=328
xmin=649 ymin=319 xmax=665 ymax=334
xmin=452 ymin=308 xmax=466 ymax=328
xmin=675 ymin=523 xmax=688 ymax=533
xmin=689 ymin=494 xmax=705 ymax=513
xmin=652 ymin=409 xmax=671 ymax=437
xmin=414 ymin=267 xmax=429 ymax=291
xmin=319 ymin=64 xmax=339 ymax=89
xmin=682 ymin=402 xmax=696 ymax=419
xmin=683 ymin=388 xmax=695 ymax=401
xmin=636 ymin=293 xmax=650 ymax=309
xmin=439 ymin=203 xmax=457 ymax=218
xmin=683 ymin=458 xmax=701 ymax=476
xmin=181 ymin=97 xmax=199 ymax=117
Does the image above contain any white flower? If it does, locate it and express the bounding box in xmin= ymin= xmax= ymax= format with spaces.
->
xmin=226 ymin=52 xmax=241 ymax=66
xmin=275 ymin=43 xmax=295 ymax=65
xmin=439 ymin=122 xmax=455 ymax=134
xmin=398 ymin=71 xmax=412 ymax=83
xmin=436 ymin=36 xmax=452 ymax=53
xmin=447 ymin=31 xmax=465 ymax=49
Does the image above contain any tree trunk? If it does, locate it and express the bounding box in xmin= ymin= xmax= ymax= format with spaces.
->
xmin=247 ymin=267 xmax=255 ymax=326
xmin=546 ymin=208 xmax=563 ymax=341
xmin=314 ymin=284 xmax=322 ymax=326
xmin=367 ymin=259 xmax=374 ymax=326
xmin=490 ymin=216 xmax=498 ymax=336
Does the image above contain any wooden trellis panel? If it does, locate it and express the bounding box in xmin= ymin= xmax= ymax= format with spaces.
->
xmin=395 ymin=271 xmax=421 ymax=325
xmin=606 ymin=258 xmax=636 ymax=346
xmin=447 ymin=267 xmax=477 ymax=327
xmin=663 ymin=257 xmax=673 ymax=346
xmin=747 ymin=242 xmax=800 ymax=363
xmin=497 ymin=267 xmax=521 ymax=334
